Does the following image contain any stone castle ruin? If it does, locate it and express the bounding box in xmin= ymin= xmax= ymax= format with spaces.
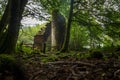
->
xmin=33 ymin=10 xmax=66 ymax=52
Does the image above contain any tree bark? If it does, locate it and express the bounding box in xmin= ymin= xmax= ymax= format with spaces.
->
xmin=60 ymin=0 xmax=74 ymax=52
xmin=0 ymin=0 xmax=11 ymax=47
xmin=0 ymin=0 xmax=11 ymax=33
xmin=0 ymin=0 xmax=28 ymax=54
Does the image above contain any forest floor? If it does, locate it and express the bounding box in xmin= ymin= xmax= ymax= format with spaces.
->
xmin=17 ymin=52 xmax=120 ymax=80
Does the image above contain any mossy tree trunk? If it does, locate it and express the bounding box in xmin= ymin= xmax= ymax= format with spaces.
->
xmin=0 ymin=0 xmax=28 ymax=54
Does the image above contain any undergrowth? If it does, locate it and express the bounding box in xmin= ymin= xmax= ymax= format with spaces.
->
xmin=15 ymin=46 xmax=120 ymax=63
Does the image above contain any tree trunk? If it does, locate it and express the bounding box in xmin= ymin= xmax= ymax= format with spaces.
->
xmin=60 ymin=0 xmax=74 ymax=52
xmin=0 ymin=0 xmax=28 ymax=54
xmin=0 ymin=0 xmax=11 ymax=33
xmin=0 ymin=0 xmax=11 ymax=47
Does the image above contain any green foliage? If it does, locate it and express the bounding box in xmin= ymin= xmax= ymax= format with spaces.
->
xmin=57 ymin=52 xmax=75 ymax=59
xmin=39 ymin=52 xmax=76 ymax=62
xmin=41 ymin=54 xmax=58 ymax=62
xmin=39 ymin=0 xmax=69 ymax=15
xmin=76 ymin=52 xmax=90 ymax=59
xmin=18 ymin=24 xmax=46 ymax=44
xmin=70 ymin=23 xmax=89 ymax=50
xmin=16 ymin=45 xmax=33 ymax=54
xmin=71 ymin=0 xmax=120 ymax=50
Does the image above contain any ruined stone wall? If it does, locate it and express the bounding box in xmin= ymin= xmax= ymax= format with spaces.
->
xmin=51 ymin=9 xmax=66 ymax=51
xmin=33 ymin=22 xmax=51 ymax=51
xmin=33 ymin=35 xmax=44 ymax=51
